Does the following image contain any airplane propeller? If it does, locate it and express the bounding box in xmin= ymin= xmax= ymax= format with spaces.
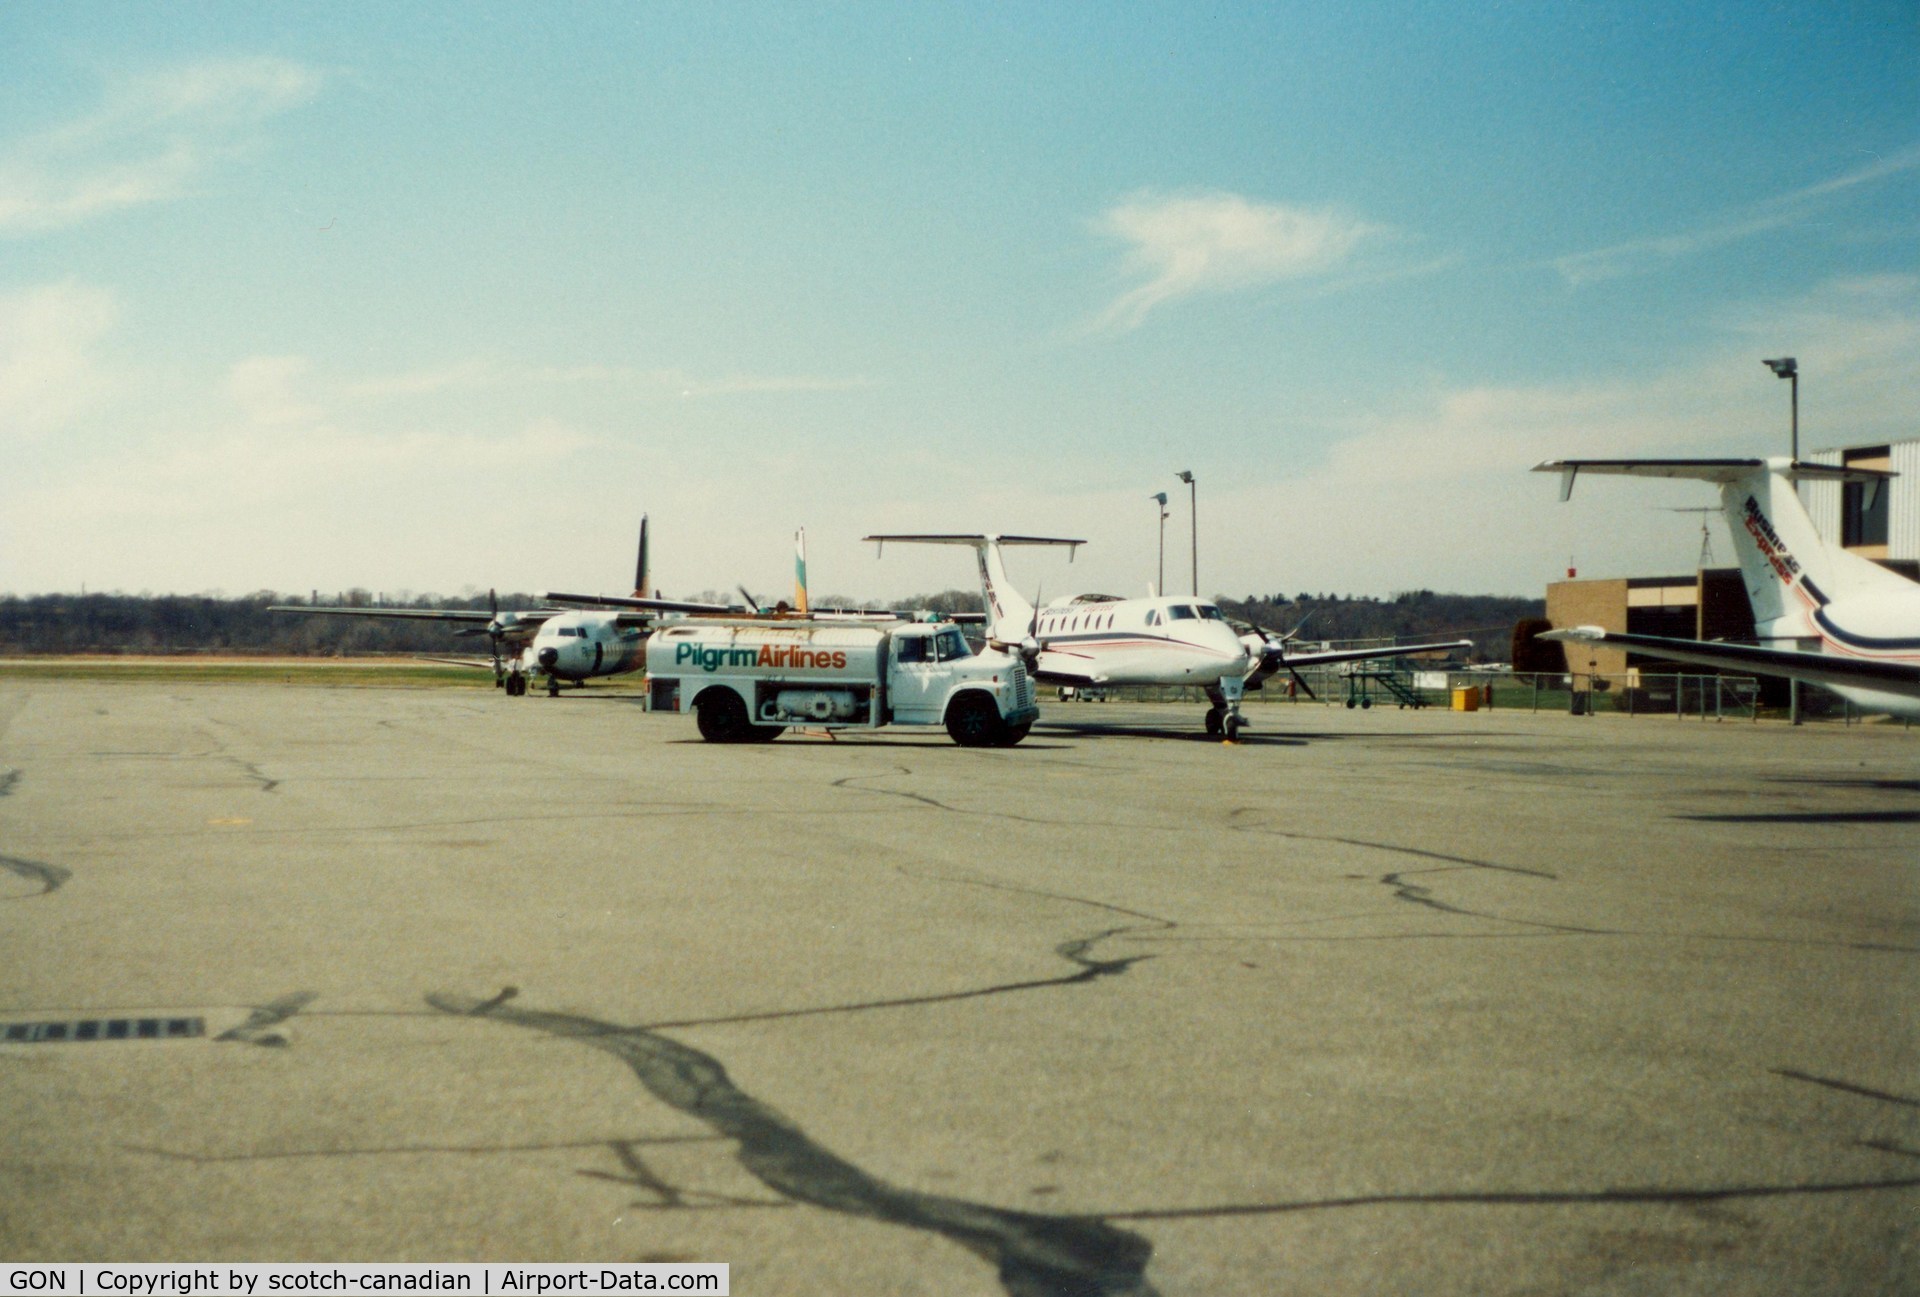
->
xmin=453 ymin=589 xmax=512 ymax=685
xmin=986 ymin=581 xmax=1042 ymax=669
xmin=1235 ymin=614 xmax=1318 ymax=700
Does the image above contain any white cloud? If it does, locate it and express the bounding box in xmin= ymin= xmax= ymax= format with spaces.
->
xmin=0 ymin=56 xmax=321 ymax=235
xmin=1552 ymin=143 xmax=1920 ymax=286
xmin=0 ymin=280 xmax=119 ymax=437
xmin=1092 ymin=191 xmax=1385 ymax=330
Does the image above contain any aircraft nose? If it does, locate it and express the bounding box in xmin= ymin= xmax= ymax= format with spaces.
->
xmin=537 ymin=646 xmax=559 ymax=669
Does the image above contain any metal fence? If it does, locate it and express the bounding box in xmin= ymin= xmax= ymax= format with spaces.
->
xmin=1052 ymin=671 xmax=1774 ymax=721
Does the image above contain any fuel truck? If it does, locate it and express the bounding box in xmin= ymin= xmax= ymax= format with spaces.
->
xmin=645 ymin=618 xmax=1037 ymax=745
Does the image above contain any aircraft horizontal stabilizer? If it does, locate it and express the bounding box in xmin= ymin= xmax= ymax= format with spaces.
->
xmin=1533 ymin=458 xmax=1892 ymax=501
xmin=1539 ymin=626 xmax=1920 ymax=699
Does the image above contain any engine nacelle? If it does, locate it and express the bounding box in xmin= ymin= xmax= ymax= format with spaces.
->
xmin=766 ymin=689 xmax=859 ymax=722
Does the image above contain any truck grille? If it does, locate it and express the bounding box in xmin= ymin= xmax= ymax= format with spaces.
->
xmin=1012 ymin=662 xmax=1033 ymax=710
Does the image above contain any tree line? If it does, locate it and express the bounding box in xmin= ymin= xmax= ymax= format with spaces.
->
xmin=0 ymin=588 xmax=1540 ymax=660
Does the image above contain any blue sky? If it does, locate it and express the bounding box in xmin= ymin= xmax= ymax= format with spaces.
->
xmin=4 ymin=3 xmax=1917 ymax=604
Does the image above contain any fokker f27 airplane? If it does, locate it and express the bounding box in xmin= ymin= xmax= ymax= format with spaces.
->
xmin=864 ymin=534 xmax=1471 ymax=739
xmin=1535 ymin=457 xmax=1920 ymax=720
xmin=270 ymin=517 xmax=729 ymax=696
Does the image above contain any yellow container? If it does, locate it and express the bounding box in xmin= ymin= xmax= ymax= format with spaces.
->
xmin=1450 ymin=686 xmax=1480 ymax=712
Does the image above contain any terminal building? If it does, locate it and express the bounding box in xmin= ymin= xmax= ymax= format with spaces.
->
xmin=1544 ymin=437 xmax=1920 ymax=683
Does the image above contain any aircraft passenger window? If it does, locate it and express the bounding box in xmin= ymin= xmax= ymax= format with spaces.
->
xmin=1168 ymin=605 xmax=1197 ymax=620
xmin=1199 ymin=605 xmax=1226 ymax=621
xmin=896 ymin=637 xmax=928 ymax=664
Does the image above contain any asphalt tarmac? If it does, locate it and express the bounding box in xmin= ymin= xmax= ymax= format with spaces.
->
xmin=2 ymin=680 xmax=1916 ymax=1294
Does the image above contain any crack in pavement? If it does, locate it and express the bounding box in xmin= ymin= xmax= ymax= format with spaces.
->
xmin=580 ymin=1139 xmax=792 ymax=1210
xmin=1 ymin=854 xmax=71 ymax=896
xmin=1093 ymin=1175 xmax=1920 ymax=1220
xmin=430 ymin=991 xmax=1160 ymax=1297
xmin=127 ymin=1134 xmax=725 ymax=1163
xmin=1227 ymin=808 xmax=1616 ymax=937
xmin=832 ymin=767 xmax=1111 ymax=829
xmin=643 ymin=873 xmax=1166 ymax=1032
xmin=215 ymin=991 xmax=317 ymax=1047
xmin=1773 ymin=1068 xmax=1920 ymax=1109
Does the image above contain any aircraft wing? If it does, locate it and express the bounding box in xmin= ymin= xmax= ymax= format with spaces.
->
xmin=539 ymin=590 xmax=735 ymax=614
xmin=1539 ymin=627 xmax=1920 ymax=700
xmin=415 ymin=655 xmax=498 ymax=670
xmin=1271 ymin=638 xmax=1473 ymax=671
xmin=268 ymin=604 xmax=507 ymax=624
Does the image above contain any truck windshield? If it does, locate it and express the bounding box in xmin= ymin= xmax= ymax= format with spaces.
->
xmin=934 ymin=629 xmax=972 ymax=661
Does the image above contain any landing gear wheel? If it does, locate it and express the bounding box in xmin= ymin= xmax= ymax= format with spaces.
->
xmin=505 ymin=675 xmax=526 ymax=697
xmin=1205 ymin=706 xmax=1224 ymax=736
xmin=695 ymin=690 xmax=753 ymax=742
xmin=946 ymin=696 xmax=1002 ymax=747
xmin=1224 ymin=715 xmax=1241 ymax=742
xmin=546 ymin=677 xmax=561 ymax=698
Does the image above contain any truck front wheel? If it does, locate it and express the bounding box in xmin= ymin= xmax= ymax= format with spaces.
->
xmin=695 ymin=689 xmax=754 ymax=742
xmin=994 ymin=721 xmax=1031 ymax=747
xmin=945 ymin=694 xmax=1003 ymax=747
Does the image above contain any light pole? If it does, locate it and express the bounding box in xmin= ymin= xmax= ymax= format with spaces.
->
xmin=1150 ymin=492 xmax=1169 ymax=595
xmin=1764 ymin=356 xmax=1798 ymax=458
xmin=1763 ymin=356 xmax=1802 ymax=724
xmin=1176 ymin=470 xmax=1197 ymax=595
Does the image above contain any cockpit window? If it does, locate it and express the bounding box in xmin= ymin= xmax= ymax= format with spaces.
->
xmin=1145 ymin=610 xmax=1160 ymax=626
xmin=1166 ymin=605 xmax=1197 ymax=621
xmin=895 ymin=636 xmax=929 ymax=664
xmin=1198 ymin=604 xmax=1226 ymax=621
xmin=934 ymin=629 xmax=971 ymax=661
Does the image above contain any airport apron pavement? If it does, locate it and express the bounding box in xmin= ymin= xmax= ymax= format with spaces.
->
xmin=1 ymin=681 xmax=1915 ymax=1294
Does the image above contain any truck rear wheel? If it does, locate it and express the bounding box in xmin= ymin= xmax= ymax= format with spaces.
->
xmin=695 ymin=689 xmax=754 ymax=742
xmin=945 ymin=694 xmax=1003 ymax=747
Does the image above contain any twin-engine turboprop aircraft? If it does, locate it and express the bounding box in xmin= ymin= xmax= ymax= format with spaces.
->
xmin=1536 ymin=457 xmax=1920 ymax=719
xmin=270 ymin=517 xmax=730 ymax=696
xmin=863 ymin=534 xmax=1471 ymax=739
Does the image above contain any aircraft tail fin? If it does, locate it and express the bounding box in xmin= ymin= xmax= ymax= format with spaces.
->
xmin=794 ymin=528 xmax=810 ymax=614
xmin=632 ymin=514 xmax=651 ymax=599
xmin=1537 ymin=457 xmax=1906 ymax=640
xmin=863 ymin=534 xmax=1082 ymax=640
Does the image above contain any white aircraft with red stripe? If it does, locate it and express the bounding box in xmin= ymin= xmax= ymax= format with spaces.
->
xmin=1537 ymin=456 xmax=1920 ymax=719
xmin=865 ymin=534 xmax=1470 ymax=739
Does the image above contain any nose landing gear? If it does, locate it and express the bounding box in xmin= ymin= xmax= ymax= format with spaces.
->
xmin=1204 ymin=681 xmax=1246 ymax=741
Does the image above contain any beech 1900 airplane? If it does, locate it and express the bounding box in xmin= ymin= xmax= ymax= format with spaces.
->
xmin=1535 ymin=456 xmax=1920 ymax=719
xmin=864 ymin=534 xmax=1472 ymax=739
xmin=270 ymin=517 xmax=729 ymax=696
